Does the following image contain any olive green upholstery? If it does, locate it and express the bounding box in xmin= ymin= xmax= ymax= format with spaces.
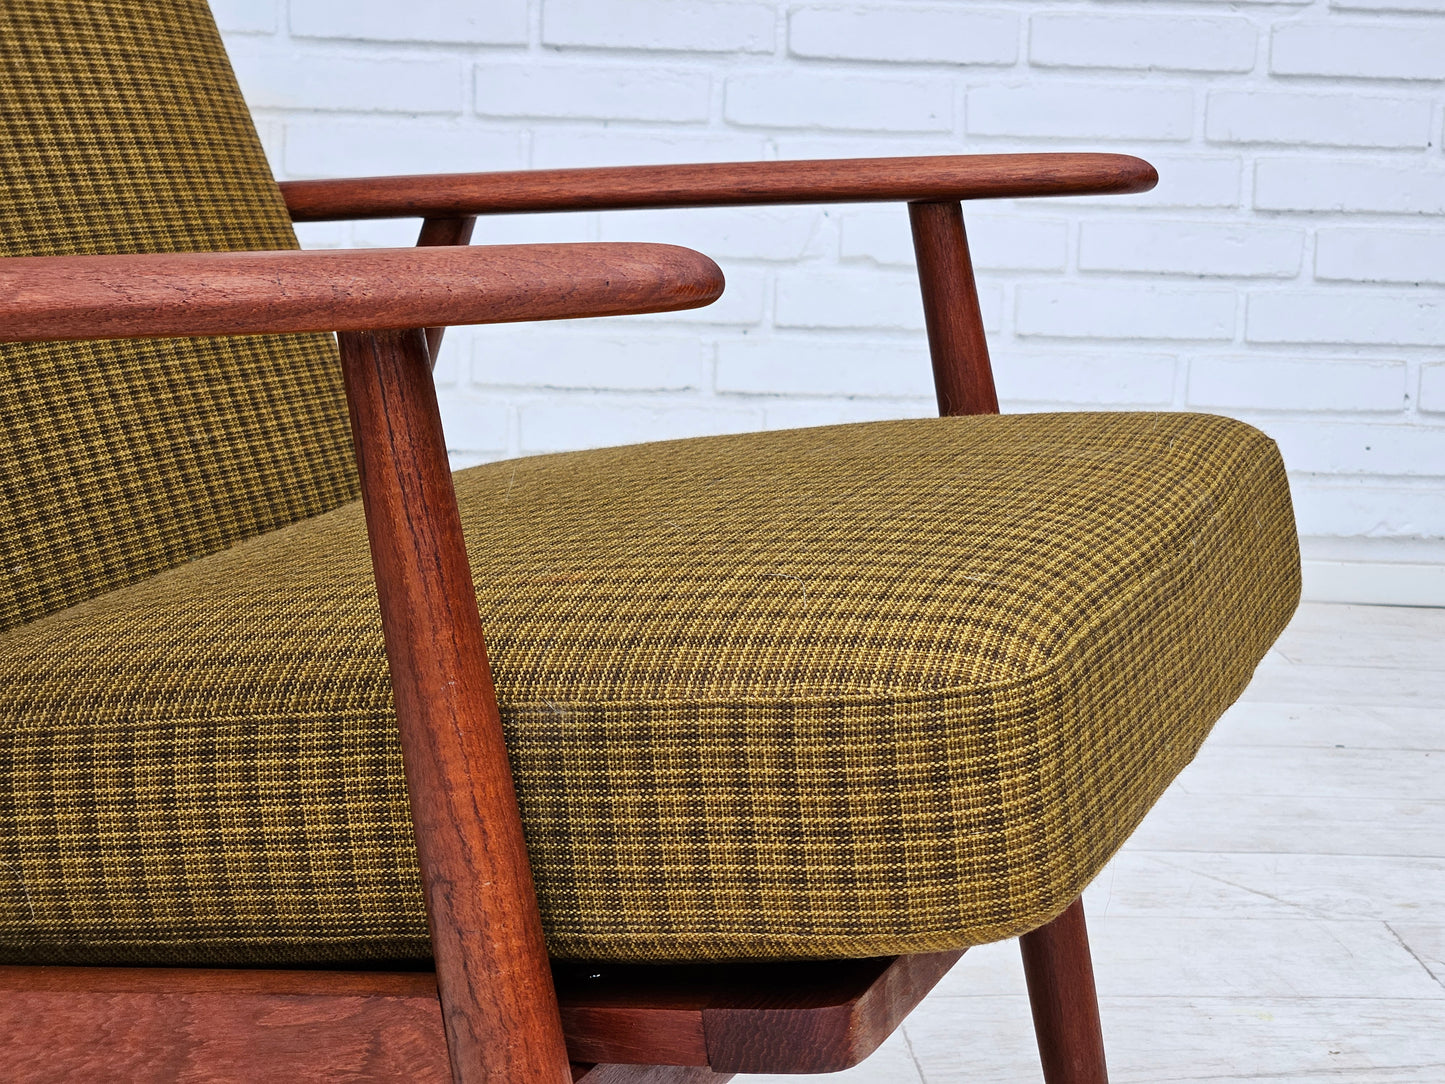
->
xmin=0 ymin=414 xmax=1300 ymax=965
xmin=0 ymin=0 xmax=1300 ymax=968
xmin=0 ymin=0 xmax=357 ymax=634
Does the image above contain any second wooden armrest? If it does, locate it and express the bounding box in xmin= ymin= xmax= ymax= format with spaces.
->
xmin=279 ymin=153 xmax=1158 ymax=222
xmin=0 ymin=242 xmax=722 ymax=343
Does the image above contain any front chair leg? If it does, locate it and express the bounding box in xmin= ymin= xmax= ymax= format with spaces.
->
xmin=339 ymin=327 xmax=572 ymax=1084
xmin=1019 ymin=897 xmax=1108 ymax=1084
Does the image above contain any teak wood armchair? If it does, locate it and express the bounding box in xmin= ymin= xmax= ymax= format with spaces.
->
xmin=0 ymin=4 xmax=1302 ymax=1082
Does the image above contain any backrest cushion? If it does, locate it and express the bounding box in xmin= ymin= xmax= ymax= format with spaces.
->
xmin=0 ymin=0 xmax=359 ymax=632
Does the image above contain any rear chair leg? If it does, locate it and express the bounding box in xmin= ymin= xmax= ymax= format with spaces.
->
xmin=1019 ymin=897 xmax=1108 ymax=1084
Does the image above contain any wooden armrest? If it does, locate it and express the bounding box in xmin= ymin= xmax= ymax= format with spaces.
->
xmin=0 ymin=242 xmax=722 ymax=342
xmin=279 ymin=153 xmax=1157 ymax=222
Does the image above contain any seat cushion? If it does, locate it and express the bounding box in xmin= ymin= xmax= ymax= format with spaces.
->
xmin=0 ymin=412 xmax=1299 ymax=966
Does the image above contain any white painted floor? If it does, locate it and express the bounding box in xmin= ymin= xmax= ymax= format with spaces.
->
xmin=742 ymin=602 xmax=1445 ymax=1083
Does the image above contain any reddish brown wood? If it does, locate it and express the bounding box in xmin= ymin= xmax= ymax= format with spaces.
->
xmin=1020 ymin=898 xmax=1109 ymax=1084
xmin=909 ymin=200 xmax=999 ymax=417
xmin=0 ymin=967 xmax=450 ymax=1083
xmin=552 ymin=950 xmax=962 ymax=1073
xmin=0 ymin=966 xmax=438 ymax=999
xmin=573 ymin=1066 xmax=733 ymax=1084
xmin=0 ymin=969 xmax=743 ymax=1084
xmin=338 ymin=326 xmax=571 ymax=1083
xmin=0 ymin=243 xmax=722 ymax=343
xmin=551 ymin=960 xmax=724 ymax=1067
xmin=0 ymin=950 xmax=960 ymax=1078
xmin=415 ymin=215 xmax=477 ymax=365
xmin=704 ymin=950 xmax=963 ymax=1074
xmin=561 ymin=998 xmax=707 ymax=1065
xmin=280 ymin=153 xmax=1158 ymax=221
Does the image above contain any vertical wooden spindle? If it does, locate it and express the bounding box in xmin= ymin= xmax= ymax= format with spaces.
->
xmin=907 ymin=200 xmax=999 ymax=417
xmin=338 ymin=326 xmax=571 ymax=1084
xmin=415 ymin=216 xmax=478 ymax=367
xmin=1019 ymin=898 xmax=1109 ymax=1084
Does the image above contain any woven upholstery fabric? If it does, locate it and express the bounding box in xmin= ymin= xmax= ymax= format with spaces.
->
xmin=0 ymin=0 xmax=357 ymax=633
xmin=0 ymin=412 xmax=1300 ymax=966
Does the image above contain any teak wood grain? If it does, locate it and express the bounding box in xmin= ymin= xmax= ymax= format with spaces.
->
xmin=0 ymin=966 xmax=451 ymax=1082
xmin=552 ymin=950 xmax=961 ymax=1073
xmin=573 ymin=1067 xmax=732 ymax=1084
xmin=280 ymin=153 xmax=1158 ymax=221
xmin=338 ymin=327 xmax=571 ymax=1082
xmin=704 ymin=950 xmax=964 ymax=1073
xmin=1020 ymin=898 xmax=1109 ymax=1083
xmin=0 ymin=951 xmax=958 ymax=1080
xmin=909 ymin=200 xmax=999 ymax=416
xmin=0 ymin=243 xmax=722 ymax=343
xmin=415 ymin=215 xmax=478 ymax=364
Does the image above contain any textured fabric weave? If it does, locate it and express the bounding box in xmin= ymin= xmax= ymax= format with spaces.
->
xmin=0 ymin=413 xmax=1300 ymax=966
xmin=0 ymin=0 xmax=357 ymax=632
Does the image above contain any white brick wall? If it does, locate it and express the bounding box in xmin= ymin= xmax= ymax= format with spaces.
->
xmin=1030 ymin=14 xmax=1258 ymax=73
xmin=788 ymin=6 xmax=1019 ymax=65
xmin=217 ymin=0 xmax=1445 ymax=602
xmin=545 ymin=0 xmax=775 ymax=53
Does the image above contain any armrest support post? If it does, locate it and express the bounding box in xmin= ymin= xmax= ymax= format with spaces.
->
xmin=338 ymin=327 xmax=572 ymax=1084
xmin=908 ymin=201 xmax=999 ymax=417
xmin=415 ymin=216 xmax=478 ymax=367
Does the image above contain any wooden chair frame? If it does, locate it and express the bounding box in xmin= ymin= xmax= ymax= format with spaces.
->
xmin=0 ymin=152 xmax=1156 ymax=1083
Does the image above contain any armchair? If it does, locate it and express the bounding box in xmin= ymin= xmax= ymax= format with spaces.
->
xmin=0 ymin=3 xmax=1300 ymax=1083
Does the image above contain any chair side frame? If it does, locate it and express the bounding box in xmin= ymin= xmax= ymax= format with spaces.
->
xmin=1 ymin=153 xmax=1148 ymax=1084
xmin=340 ymin=187 xmax=1108 ymax=1083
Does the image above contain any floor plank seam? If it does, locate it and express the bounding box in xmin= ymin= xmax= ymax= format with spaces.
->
xmin=1384 ymin=923 xmax=1445 ymax=995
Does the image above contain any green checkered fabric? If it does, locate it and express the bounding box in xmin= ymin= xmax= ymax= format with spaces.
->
xmin=0 ymin=0 xmax=357 ymax=632
xmin=0 ymin=414 xmax=1300 ymax=965
xmin=0 ymin=0 xmax=1301 ymax=968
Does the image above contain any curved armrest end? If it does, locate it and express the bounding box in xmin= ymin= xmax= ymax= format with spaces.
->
xmin=0 ymin=243 xmax=723 ymax=343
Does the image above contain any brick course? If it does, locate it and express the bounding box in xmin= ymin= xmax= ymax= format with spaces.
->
xmin=224 ymin=0 xmax=1445 ymax=563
